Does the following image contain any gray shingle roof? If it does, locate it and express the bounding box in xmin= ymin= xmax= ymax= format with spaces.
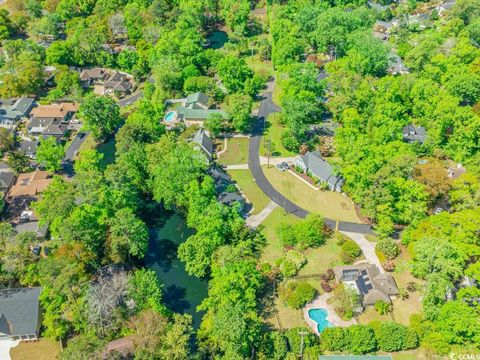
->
xmin=0 ymin=171 xmax=15 ymax=192
xmin=192 ymin=129 xmax=213 ymax=160
xmin=0 ymin=287 xmax=42 ymax=337
xmin=19 ymin=141 xmax=39 ymax=156
xmin=299 ymin=151 xmax=343 ymax=189
xmin=403 ymin=124 xmax=427 ymax=143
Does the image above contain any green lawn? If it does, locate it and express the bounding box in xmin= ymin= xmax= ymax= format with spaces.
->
xmin=262 ymin=165 xmax=362 ymax=223
xmin=245 ymin=55 xmax=274 ymax=78
xmin=76 ymin=133 xmax=116 ymax=169
xmin=228 ymin=169 xmax=271 ymax=215
xmin=260 ymin=113 xmax=296 ymax=157
xmin=217 ymin=137 xmax=250 ymax=165
xmin=11 ymin=338 xmax=61 ymax=360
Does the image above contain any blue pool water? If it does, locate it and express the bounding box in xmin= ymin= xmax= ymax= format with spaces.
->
xmin=308 ymin=308 xmax=333 ymax=332
xmin=165 ymin=111 xmax=176 ymax=122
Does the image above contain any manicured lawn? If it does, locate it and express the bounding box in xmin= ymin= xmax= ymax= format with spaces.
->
xmin=11 ymin=339 xmax=61 ymax=360
xmin=298 ymin=235 xmax=346 ymax=276
xmin=228 ymin=169 xmax=271 ymax=215
xmin=260 ymin=113 xmax=296 ymax=158
xmin=217 ymin=137 xmax=250 ymax=165
xmin=245 ymin=55 xmax=274 ymax=78
xmin=260 ymin=207 xmax=301 ymax=264
xmin=76 ymin=133 xmax=116 ymax=168
xmin=262 ymin=165 xmax=362 ymax=223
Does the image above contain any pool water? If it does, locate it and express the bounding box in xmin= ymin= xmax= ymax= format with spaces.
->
xmin=308 ymin=308 xmax=333 ymax=332
xmin=164 ymin=111 xmax=176 ymax=122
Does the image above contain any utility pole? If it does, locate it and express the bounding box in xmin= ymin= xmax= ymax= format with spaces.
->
xmin=267 ymin=134 xmax=272 ymax=168
xmin=298 ymin=330 xmax=308 ymax=359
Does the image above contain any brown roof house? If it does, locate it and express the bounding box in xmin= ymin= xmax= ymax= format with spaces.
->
xmin=103 ymin=71 xmax=133 ymax=97
xmin=28 ymin=103 xmax=78 ymax=140
xmin=79 ymin=68 xmax=108 ymax=87
xmin=334 ymin=263 xmax=399 ymax=306
xmin=7 ymin=170 xmax=52 ymax=202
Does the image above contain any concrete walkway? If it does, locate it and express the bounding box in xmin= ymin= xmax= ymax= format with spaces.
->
xmin=0 ymin=339 xmax=19 ymax=360
xmin=340 ymin=231 xmax=384 ymax=272
xmin=246 ymin=201 xmax=278 ymax=228
xmin=225 ymin=164 xmax=249 ymax=170
xmin=303 ymin=293 xmax=356 ymax=335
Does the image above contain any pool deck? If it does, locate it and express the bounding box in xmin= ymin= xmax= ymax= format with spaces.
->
xmin=303 ymin=293 xmax=357 ymax=335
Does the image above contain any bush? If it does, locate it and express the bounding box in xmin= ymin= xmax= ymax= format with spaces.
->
xmin=285 ymin=327 xmax=319 ymax=354
xmin=320 ymin=327 xmax=349 ymax=352
xmin=376 ymin=238 xmax=400 ymax=260
xmin=374 ymin=300 xmax=392 ymax=315
xmin=326 ymin=268 xmax=335 ymax=280
xmin=382 ymin=260 xmax=395 ymax=272
xmin=375 ymin=321 xmax=418 ymax=352
xmin=321 ymin=281 xmax=332 ymax=292
xmin=341 ymin=239 xmax=361 ymax=263
xmin=348 ymin=325 xmax=377 ymax=354
xmin=279 ymin=281 xmax=317 ymax=309
xmin=278 ymin=214 xmax=328 ymax=250
xmin=275 ymin=250 xmax=307 ymax=277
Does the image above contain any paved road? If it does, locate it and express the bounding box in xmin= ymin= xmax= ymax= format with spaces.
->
xmin=64 ymin=131 xmax=89 ymax=161
xmin=248 ymin=79 xmax=373 ymax=234
xmin=117 ymin=91 xmax=144 ymax=107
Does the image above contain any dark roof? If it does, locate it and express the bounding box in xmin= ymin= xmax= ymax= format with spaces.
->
xmin=403 ymin=124 xmax=427 ymax=143
xmin=14 ymin=221 xmax=48 ymax=238
xmin=104 ymin=71 xmax=132 ymax=92
xmin=0 ymin=287 xmax=41 ymax=336
xmin=0 ymin=171 xmax=15 ymax=191
xmin=298 ymin=151 xmax=343 ymax=189
xmin=192 ymin=129 xmax=213 ymax=160
xmin=12 ymin=97 xmax=35 ymax=116
xmin=19 ymin=140 xmax=39 ymax=156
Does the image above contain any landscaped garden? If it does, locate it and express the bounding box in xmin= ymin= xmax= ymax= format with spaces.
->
xmin=228 ymin=168 xmax=271 ymax=215
xmin=217 ymin=137 xmax=250 ymax=165
xmin=262 ymin=165 xmax=361 ymax=222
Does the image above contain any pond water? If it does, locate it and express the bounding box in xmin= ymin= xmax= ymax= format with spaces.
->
xmin=145 ymin=211 xmax=208 ymax=328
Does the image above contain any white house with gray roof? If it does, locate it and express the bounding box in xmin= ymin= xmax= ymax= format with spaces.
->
xmin=0 ymin=287 xmax=42 ymax=341
xmin=191 ymin=129 xmax=214 ymax=161
xmin=295 ymin=151 xmax=344 ymax=192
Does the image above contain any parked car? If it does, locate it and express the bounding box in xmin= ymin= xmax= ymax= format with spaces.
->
xmin=276 ymin=162 xmax=290 ymax=172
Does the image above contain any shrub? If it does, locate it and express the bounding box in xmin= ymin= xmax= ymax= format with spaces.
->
xmin=285 ymin=327 xmax=319 ymax=354
xmin=382 ymin=260 xmax=395 ymax=272
xmin=326 ymin=268 xmax=335 ymax=280
xmin=406 ymin=281 xmax=418 ymax=292
xmin=376 ymin=238 xmax=400 ymax=260
xmin=329 ymin=283 xmax=361 ymax=320
xmin=278 ymin=214 xmax=327 ymax=250
xmin=375 ymin=321 xmax=418 ymax=352
xmin=320 ymin=327 xmax=349 ymax=352
xmin=374 ymin=300 xmax=392 ymax=315
xmin=398 ymin=287 xmax=409 ymax=300
xmin=421 ymin=332 xmax=451 ymax=355
xmin=348 ymin=325 xmax=377 ymax=354
xmin=279 ymin=281 xmax=317 ymax=309
xmin=341 ymin=239 xmax=361 ymax=263
xmin=275 ymin=250 xmax=307 ymax=277
xmin=321 ymin=281 xmax=332 ymax=292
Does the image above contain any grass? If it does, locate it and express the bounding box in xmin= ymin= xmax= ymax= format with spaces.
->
xmin=228 ymin=169 xmax=271 ymax=215
xmin=262 ymin=165 xmax=362 ymax=223
xmin=11 ymin=339 xmax=61 ymax=360
xmin=76 ymin=133 xmax=116 ymax=168
xmin=260 ymin=113 xmax=296 ymax=158
xmin=245 ymin=55 xmax=274 ymax=78
xmin=217 ymin=137 xmax=250 ymax=165
xmin=298 ymin=235 xmax=346 ymax=276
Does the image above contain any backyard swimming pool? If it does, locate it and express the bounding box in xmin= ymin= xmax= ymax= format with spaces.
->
xmin=308 ymin=308 xmax=333 ymax=332
xmin=164 ymin=111 xmax=177 ymax=122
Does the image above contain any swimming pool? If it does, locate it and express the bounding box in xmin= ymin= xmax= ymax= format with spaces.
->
xmin=164 ymin=111 xmax=177 ymax=122
xmin=308 ymin=308 xmax=333 ymax=332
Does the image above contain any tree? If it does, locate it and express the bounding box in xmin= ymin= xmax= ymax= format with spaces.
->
xmin=79 ymin=94 xmax=123 ymax=141
xmin=320 ymin=327 xmax=350 ymax=352
xmin=36 ymin=137 xmax=64 ymax=173
xmin=60 ymin=334 xmax=105 ymax=360
xmin=278 ymin=214 xmax=327 ymax=249
xmin=108 ymin=208 xmax=148 ymax=263
xmin=374 ymin=300 xmax=392 ymax=315
xmin=349 ymin=325 xmax=377 ymax=354
xmin=216 ymin=55 xmax=252 ymax=93
xmin=374 ymin=321 xmax=418 ymax=352
xmin=6 ymin=150 xmax=30 ymax=174
xmin=330 ymin=283 xmax=361 ymax=320
xmin=226 ymin=93 xmax=252 ymax=132
xmin=205 ymin=113 xmax=225 ymax=138
xmin=376 ymin=238 xmax=400 ymax=260
xmin=279 ymin=281 xmax=317 ymax=309
xmin=128 ymin=269 xmax=166 ymax=315
xmin=0 ymin=128 xmax=13 ymax=155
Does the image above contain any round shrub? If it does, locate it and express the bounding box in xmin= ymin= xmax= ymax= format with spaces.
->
xmin=341 ymin=239 xmax=361 ymax=263
xmin=376 ymin=238 xmax=400 ymax=260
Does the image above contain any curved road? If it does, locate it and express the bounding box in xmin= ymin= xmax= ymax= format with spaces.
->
xmin=248 ymin=79 xmax=373 ymax=234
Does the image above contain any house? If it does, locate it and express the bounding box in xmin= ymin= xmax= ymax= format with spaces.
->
xmin=402 ymin=124 xmax=427 ymax=143
xmin=103 ymin=71 xmax=133 ymax=96
xmin=0 ymin=165 xmax=15 ymax=199
xmin=79 ymin=68 xmax=108 ymax=87
xmin=295 ymin=151 xmax=344 ymax=192
xmin=176 ymin=107 xmax=228 ymax=126
xmin=0 ymin=97 xmax=35 ymax=127
xmin=28 ymin=103 xmax=78 ymax=139
xmin=102 ymin=335 xmax=135 ymax=359
xmin=447 ymin=163 xmax=466 ymax=179
xmin=6 ymin=170 xmax=52 ymax=202
xmin=334 ymin=263 xmax=399 ymax=306
xmin=388 ymin=53 xmax=410 ymax=75
xmin=19 ymin=140 xmax=39 ymax=159
xmin=185 ymin=92 xmax=210 ymax=110
xmin=191 ymin=129 xmax=214 ymax=161
xmin=0 ymin=287 xmax=42 ymax=341
xmin=436 ymin=0 xmax=455 ymax=16
xmin=14 ymin=210 xmax=48 ymax=239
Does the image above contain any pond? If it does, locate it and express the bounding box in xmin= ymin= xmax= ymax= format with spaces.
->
xmin=145 ymin=210 xmax=208 ymax=328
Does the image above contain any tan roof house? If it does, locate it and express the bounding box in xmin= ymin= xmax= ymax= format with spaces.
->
xmin=334 ymin=263 xmax=399 ymax=306
xmin=7 ymin=170 xmax=52 ymax=201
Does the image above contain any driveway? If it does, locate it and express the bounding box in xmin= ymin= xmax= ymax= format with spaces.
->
xmin=0 ymin=339 xmax=19 ymax=360
xmin=117 ymin=91 xmax=144 ymax=107
xmin=64 ymin=131 xmax=89 ymax=161
xmin=341 ymin=231 xmax=384 ymax=272
xmin=248 ymin=79 xmax=374 ymax=234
